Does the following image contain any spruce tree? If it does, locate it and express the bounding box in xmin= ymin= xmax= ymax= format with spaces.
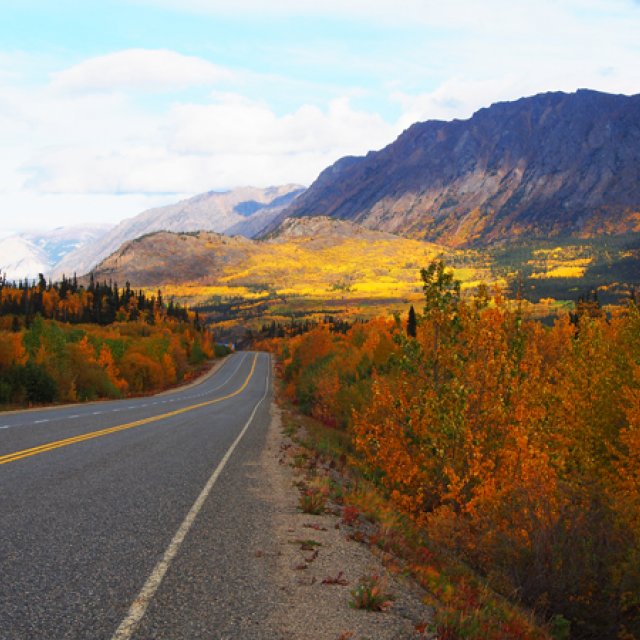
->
xmin=407 ymin=304 xmax=417 ymax=338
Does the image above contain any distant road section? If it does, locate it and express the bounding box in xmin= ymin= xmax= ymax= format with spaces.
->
xmin=0 ymin=352 xmax=276 ymax=639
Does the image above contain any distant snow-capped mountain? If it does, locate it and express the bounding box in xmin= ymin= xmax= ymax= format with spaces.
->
xmin=0 ymin=225 xmax=113 ymax=281
xmin=0 ymin=235 xmax=50 ymax=281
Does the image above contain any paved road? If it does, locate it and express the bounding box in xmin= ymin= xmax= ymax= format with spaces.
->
xmin=0 ymin=352 xmax=280 ymax=640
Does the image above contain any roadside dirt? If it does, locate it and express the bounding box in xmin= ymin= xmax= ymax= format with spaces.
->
xmin=258 ymin=401 xmax=434 ymax=640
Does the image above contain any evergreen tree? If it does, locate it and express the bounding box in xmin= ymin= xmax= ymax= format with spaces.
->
xmin=407 ymin=304 xmax=417 ymax=338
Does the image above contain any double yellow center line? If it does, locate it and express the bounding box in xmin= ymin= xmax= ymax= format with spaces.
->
xmin=0 ymin=355 xmax=258 ymax=466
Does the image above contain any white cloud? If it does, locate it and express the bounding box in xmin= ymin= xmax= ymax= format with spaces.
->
xmin=0 ymin=191 xmax=187 ymax=233
xmin=167 ymin=94 xmax=393 ymax=156
xmin=19 ymin=92 xmax=395 ymax=196
xmin=50 ymin=49 xmax=232 ymax=93
xmin=0 ymin=46 xmax=400 ymax=204
xmin=391 ymin=63 xmax=640 ymax=130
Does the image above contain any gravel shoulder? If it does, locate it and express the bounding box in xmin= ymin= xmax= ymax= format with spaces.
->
xmin=259 ymin=400 xmax=433 ymax=640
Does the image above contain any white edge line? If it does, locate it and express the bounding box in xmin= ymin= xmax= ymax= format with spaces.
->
xmin=1 ymin=354 xmax=248 ymax=431
xmin=110 ymin=354 xmax=270 ymax=640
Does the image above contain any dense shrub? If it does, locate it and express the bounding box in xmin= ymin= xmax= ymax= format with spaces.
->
xmin=0 ymin=363 xmax=58 ymax=404
xmin=272 ymin=263 xmax=640 ymax=639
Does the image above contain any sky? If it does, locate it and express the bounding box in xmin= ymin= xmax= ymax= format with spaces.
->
xmin=0 ymin=0 xmax=639 ymax=235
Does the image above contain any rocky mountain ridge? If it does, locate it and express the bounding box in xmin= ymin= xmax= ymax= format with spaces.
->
xmin=282 ymin=89 xmax=640 ymax=246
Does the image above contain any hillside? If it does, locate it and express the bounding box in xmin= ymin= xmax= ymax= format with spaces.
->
xmin=89 ymin=231 xmax=255 ymax=287
xmin=0 ymin=277 xmax=216 ymax=405
xmin=55 ymin=185 xmax=304 ymax=278
xmin=89 ymin=218 xmax=478 ymax=299
xmin=282 ymin=90 xmax=640 ymax=246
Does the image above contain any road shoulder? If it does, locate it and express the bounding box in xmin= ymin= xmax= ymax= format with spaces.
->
xmin=260 ymin=400 xmax=433 ymax=640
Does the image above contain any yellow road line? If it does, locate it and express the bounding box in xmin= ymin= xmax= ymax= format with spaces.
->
xmin=0 ymin=354 xmax=258 ymax=466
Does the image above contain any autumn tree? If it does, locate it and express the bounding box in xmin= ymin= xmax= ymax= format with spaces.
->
xmin=420 ymin=260 xmax=461 ymax=390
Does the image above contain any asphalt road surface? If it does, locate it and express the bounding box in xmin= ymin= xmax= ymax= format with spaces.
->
xmin=0 ymin=352 xmax=280 ymax=640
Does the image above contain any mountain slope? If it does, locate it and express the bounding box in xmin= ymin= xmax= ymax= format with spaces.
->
xmin=88 ymin=218 xmax=466 ymax=296
xmin=55 ymin=185 xmax=304 ymax=278
xmin=88 ymin=231 xmax=255 ymax=286
xmin=283 ymin=90 xmax=640 ymax=246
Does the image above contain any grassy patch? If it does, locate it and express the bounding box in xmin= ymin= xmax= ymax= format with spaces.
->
xmin=298 ymin=489 xmax=327 ymax=514
xmin=349 ymin=575 xmax=394 ymax=611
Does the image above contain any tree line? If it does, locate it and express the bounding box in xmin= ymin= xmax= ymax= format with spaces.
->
xmin=0 ymin=273 xmax=198 ymax=328
xmin=0 ymin=274 xmax=218 ymax=406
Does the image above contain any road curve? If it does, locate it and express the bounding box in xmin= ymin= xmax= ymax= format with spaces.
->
xmin=0 ymin=351 xmax=278 ymax=639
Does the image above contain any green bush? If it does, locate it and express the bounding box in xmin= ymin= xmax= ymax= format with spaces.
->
xmin=0 ymin=363 xmax=59 ymax=404
xmin=214 ymin=343 xmax=232 ymax=357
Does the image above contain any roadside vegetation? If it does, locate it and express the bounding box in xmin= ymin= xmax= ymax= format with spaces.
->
xmin=0 ymin=275 xmax=223 ymax=407
xmin=260 ymin=260 xmax=640 ymax=640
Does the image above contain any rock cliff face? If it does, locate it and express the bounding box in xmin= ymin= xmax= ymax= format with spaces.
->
xmin=283 ymin=90 xmax=640 ymax=246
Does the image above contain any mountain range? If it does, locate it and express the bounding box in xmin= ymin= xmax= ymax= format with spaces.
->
xmin=0 ymin=186 xmax=304 ymax=280
xmin=54 ymin=185 xmax=304 ymax=278
xmin=282 ymin=89 xmax=640 ymax=246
